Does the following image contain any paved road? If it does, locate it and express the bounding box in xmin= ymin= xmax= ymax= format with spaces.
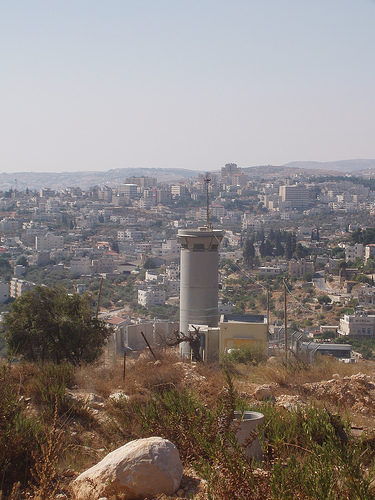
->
xmin=313 ymin=271 xmax=333 ymax=292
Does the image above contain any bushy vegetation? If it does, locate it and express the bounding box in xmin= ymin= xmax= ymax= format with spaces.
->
xmin=1 ymin=353 xmax=375 ymax=499
xmin=3 ymin=286 xmax=111 ymax=364
xmin=223 ymin=343 xmax=268 ymax=366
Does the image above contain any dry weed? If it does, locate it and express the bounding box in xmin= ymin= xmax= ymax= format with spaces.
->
xmin=256 ymin=356 xmax=374 ymax=388
xmin=31 ymin=403 xmax=66 ymax=500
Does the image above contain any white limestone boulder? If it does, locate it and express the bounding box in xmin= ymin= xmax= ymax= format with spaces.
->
xmin=72 ymin=437 xmax=183 ymax=500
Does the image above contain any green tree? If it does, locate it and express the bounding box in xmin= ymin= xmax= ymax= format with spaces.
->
xmin=260 ymin=239 xmax=273 ymax=257
xmin=16 ymin=256 xmax=28 ymax=267
xmin=243 ymin=238 xmax=255 ymax=264
xmin=3 ymin=286 xmax=111 ymax=364
xmin=274 ymin=235 xmax=284 ymax=257
xmin=296 ymin=243 xmax=309 ymax=259
xmin=318 ymin=294 xmax=332 ymax=305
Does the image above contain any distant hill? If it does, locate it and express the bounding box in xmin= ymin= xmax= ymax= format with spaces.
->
xmin=0 ymin=167 xmax=200 ymax=191
xmin=2 ymin=159 xmax=375 ymax=191
xmin=282 ymin=159 xmax=375 ymax=173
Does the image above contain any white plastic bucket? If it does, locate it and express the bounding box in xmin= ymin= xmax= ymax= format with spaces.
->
xmin=233 ymin=410 xmax=264 ymax=462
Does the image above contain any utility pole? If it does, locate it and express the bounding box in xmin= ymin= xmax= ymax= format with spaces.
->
xmin=283 ymin=278 xmax=287 ymax=362
xmin=96 ymin=277 xmax=104 ymax=319
xmin=204 ymin=173 xmax=211 ymax=229
xmin=267 ymin=289 xmax=270 ymax=339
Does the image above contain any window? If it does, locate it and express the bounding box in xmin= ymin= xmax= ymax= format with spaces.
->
xmin=193 ymin=244 xmax=204 ymax=250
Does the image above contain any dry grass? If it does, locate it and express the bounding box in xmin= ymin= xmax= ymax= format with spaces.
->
xmin=254 ymin=356 xmax=375 ymax=387
xmin=3 ymin=352 xmax=375 ymax=499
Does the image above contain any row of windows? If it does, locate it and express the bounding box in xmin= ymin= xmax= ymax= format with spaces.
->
xmin=180 ymin=243 xmax=219 ymax=251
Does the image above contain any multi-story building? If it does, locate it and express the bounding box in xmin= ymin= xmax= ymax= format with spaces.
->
xmin=117 ymin=184 xmax=138 ymax=203
xmin=241 ymin=213 xmax=262 ymax=231
xmin=357 ymin=285 xmax=375 ymax=306
xmin=98 ymin=187 xmax=113 ymax=203
xmin=171 ymin=185 xmax=188 ymax=198
xmin=70 ymin=256 xmax=92 ymax=275
xmin=156 ymin=188 xmax=171 ymax=205
xmin=289 ymin=259 xmax=314 ymax=278
xmin=138 ymin=288 xmax=166 ymax=308
xmin=279 ymin=184 xmax=309 ymax=209
xmin=345 ymin=243 xmax=364 ymax=262
xmin=125 ymin=176 xmax=157 ymax=189
xmin=0 ymin=218 xmax=19 ymax=234
xmin=10 ymin=278 xmax=36 ymax=298
xmin=36 ymin=232 xmax=64 ymax=251
xmin=39 ymin=188 xmax=55 ymax=198
xmin=338 ymin=312 xmax=375 ymax=338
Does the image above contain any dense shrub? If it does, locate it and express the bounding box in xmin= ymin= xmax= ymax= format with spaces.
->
xmin=0 ymin=364 xmax=40 ymax=496
xmin=223 ymin=343 xmax=268 ymax=366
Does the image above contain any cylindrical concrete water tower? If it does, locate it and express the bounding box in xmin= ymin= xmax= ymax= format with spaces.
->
xmin=177 ymin=227 xmax=224 ymax=356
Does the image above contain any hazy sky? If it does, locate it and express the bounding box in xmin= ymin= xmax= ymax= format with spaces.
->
xmin=1 ymin=0 xmax=375 ymax=173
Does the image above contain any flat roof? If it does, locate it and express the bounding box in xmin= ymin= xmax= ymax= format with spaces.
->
xmin=221 ymin=314 xmax=267 ymax=324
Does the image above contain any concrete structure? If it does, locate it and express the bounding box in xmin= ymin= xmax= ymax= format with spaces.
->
xmin=10 ymin=278 xmax=36 ymax=298
xmin=70 ymin=256 xmax=92 ymax=275
xmin=138 ymin=288 xmax=166 ymax=308
xmin=14 ymin=265 xmax=26 ymax=276
xmin=36 ymin=232 xmax=64 ymax=251
xmin=125 ymin=321 xmax=179 ymax=351
xmin=118 ymin=183 xmax=138 ymax=202
xmin=289 ymin=259 xmax=314 ymax=278
xmin=258 ymin=266 xmax=282 ymax=276
xmin=194 ymin=314 xmax=268 ymax=362
xmin=299 ymin=342 xmax=352 ymax=361
xmin=345 ymin=243 xmax=364 ymax=262
xmin=365 ymin=244 xmax=375 ymax=263
xmin=125 ymin=176 xmax=157 ymax=188
xmin=107 ymin=316 xmax=131 ymax=355
xmin=178 ymin=227 xmax=224 ymax=356
xmin=0 ymin=218 xmax=20 ymax=234
xmin=338 ymin=312 xmax=375 ymax=338
xmin=279 ymin=184 xmax=309 ymax=209
xmin=358 ymin=285 xmax=375 ymax=306
xmin=0 ymin=282 xmax=10 ymax=303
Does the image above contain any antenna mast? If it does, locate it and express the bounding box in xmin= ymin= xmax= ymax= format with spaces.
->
xmin=204 ymin=173 xmax=211 ymax=228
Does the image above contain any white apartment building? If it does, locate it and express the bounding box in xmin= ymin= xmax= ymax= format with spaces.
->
xmin=338 ymin=312 xmax=375 ymax=338
xmin=145 ymin=270 xmax=158 ymax=282
xmin=171 ymin=185 xmax=188 ymax=197
xmin=10 ymin=278 xmax=36 ymax=298
xmin=138 ymin=288 xmax=166 ymax=308
xmin=36 ymin=232 xmax=64 ymax=251
xmin=241 ymin=213 xmax=262 ymax=231
xmin=279 ymin=184 xmax=309 ymax=209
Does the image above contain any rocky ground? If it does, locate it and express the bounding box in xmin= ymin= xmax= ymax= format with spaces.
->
xmin=46 ymin=360 xmax=375 ymax=499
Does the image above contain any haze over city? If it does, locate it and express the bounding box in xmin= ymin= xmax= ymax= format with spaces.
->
xmin=1 ymin=0 xmax=375 ymax=174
